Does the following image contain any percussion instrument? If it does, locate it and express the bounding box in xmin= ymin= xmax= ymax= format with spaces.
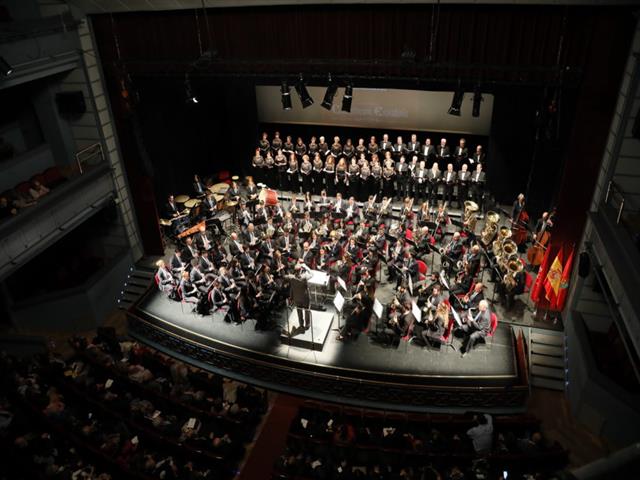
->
xmin=480 ymin=211 xmax=500 ymax=245
xmin=177 ymin=220 xmax=205 ymax=239
xmin=175 ymin=194 xmax=190 ymax=203
xmin=226 ymin=201 xmax=239 ymax=208
xmin=159 ymin=218 xmax=172 ymax=226
xmin=209 ymin=183 xmax=229 ymax=194
xmin=184 ymin=198 xmax=201 ymax=208
xmin=259 ymin=187 xmax=279 ymax=206
xmin=231 ymin=175 xmax=240 ymax=181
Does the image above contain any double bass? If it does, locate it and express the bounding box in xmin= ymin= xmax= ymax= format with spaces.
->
xmin=512 ymin=209 xmax=529 ymax=246
xmin=526 ymin=212 xmax=553 ymax=266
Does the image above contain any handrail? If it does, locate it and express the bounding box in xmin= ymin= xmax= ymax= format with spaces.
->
xmin=604 ymin=180 xmax=626 ymax=225
xmin=74 ymin=142 xmax=104 ymax=174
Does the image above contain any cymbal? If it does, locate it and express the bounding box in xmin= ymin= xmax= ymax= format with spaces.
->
xmin=209 ymin=182 xmax=229 ymax=194
xmin=226 ymin=201 xmax=238 ymax=207
xmin=184 ymin=198 xmax=201 ymax=208
xmin=175 ymin=194 xmax=190 ymax=203
xmin=213 ymin=194 xmax=225 ymax=202
xmin=159 ymin=218 xmax=172 ymax=226
xmin=231 ymin=175 xmax=240 ymax=181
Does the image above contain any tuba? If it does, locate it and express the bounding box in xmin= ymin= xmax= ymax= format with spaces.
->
xmin=480 ymin=211 xmax=500 ymax=245
xmin=498 ymin=240 xmax=518 ymax=270
xmin=463 ymin=201 xmax=479 ymax=232
xmin=503 ymin=258 xmax=524 ymax=290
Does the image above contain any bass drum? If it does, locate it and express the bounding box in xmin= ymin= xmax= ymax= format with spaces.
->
xmin=259 ymin=187 xmax=279 ymax=206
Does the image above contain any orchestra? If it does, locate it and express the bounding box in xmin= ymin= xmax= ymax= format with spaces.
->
xmin=155 ymin=131 xmax=555 ymax=359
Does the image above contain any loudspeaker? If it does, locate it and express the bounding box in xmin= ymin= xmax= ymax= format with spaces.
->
xmin=55 ymin=91 xmax=86 ymax=116
xmin=578 ymin=251 xmax=590 ymax=278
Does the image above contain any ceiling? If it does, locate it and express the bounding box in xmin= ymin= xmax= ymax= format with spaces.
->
xmin=65 ymin=0 xmax=640 ymax=15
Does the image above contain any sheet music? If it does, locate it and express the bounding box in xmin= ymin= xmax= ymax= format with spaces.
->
xmin=373 ymin=298 xmax=384 ymax=319
xmin=439 ymin=270 xmax=450 ymax=290
xmin=308 ymin=269 xmax=330 ymax=287
xmin=408 ymin=275 xmax=413 ymax=296
xmin=336 ymin=276 xmax=347 ymax=291
xmin=451 ymin=307 xmax=462 ymax=327
xmin=412 ymin=301 xmax=421 ymax=323
xmin=333 ymin=291 xmax=345 ymax=312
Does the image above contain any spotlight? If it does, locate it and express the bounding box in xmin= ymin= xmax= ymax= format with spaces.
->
xmin=321 ymin=74 xmax=338 ymax=111
xmin=185 ymin=73 xmax=198 ymax=104
xmin=0 ymin=56 xmax=13 ymax=76
xmin=281 ymin=80 xmax=292 ymax=110
xmin=341 ymin=82 xmax=353 ymax=113
xmin=448 ymin=87 xmax=464 ymax=116
xmin=472 ymin=86 xmax=483 ymax=118
xmin=294 ymin=74 xmax=314 ymax=109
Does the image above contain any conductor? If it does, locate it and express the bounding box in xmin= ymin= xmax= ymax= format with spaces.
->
xmin=289 ymin=261 xmax=312 ymax=331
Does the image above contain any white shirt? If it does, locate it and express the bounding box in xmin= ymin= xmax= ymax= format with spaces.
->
xmin=467 ymin=414 xmax=493 ymax=453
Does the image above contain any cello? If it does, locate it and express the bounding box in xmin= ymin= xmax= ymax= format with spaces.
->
xmin=512 ymin=209 xmax=529 ymax=246
xmin=526 ymin=212 xmax=553 ymax=266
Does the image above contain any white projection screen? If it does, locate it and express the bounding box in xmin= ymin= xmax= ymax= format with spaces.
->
xmin=256 ymin=86 xmax=494 ymax=135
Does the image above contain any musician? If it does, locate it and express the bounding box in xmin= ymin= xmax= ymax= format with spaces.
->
xmin=359 ymin=160 xmax=371 ymax=202
xmin=264 ymin=151 xmax=276 ymax=188
xmin=400 ymin=197 xmax=414 ymax=228
xmin=512 ymin=193 xmax=526 ymax=224
xmin=316 ymin=247 xmax=330 ymax=272
xmin=227 ymin=181 xmax=241 ymax=203
xmin=345 ymin=196 xmax=359 ymax=222
xmin=343 ymin=138 xmax=355 ymax=160
xmin=318 ymin=136 xmax=329 ymax=157
xmin=371 ymin=156 xmax=383 ymax=198
xmin=317 ymin=190 xmax=331 ymax=212
xmin=392 ymin=136 xmax=406 ymax=161
xmin=335 ymin=158 xmax=348 ymax=196
xmin=376 ymin=300 xmax=412 ymax=346
xmin=418 ymin=201 xmax=431 ymax=225
xmin=407 ymin=134 xmax=420 ymax=159
xmin=208 ymin=278 xmax=228 ymax=309
xmin=382 ymin=155 xmax=396 ymax=199
xmin=368 ymin=135 xmax=379 ymax=156
xmin=277 ymin=229 xmax=296 ymax=258
xmin=459 ymin=299 xmax=491 ymax=357
xmin=413 ymin=160 xmax=427 ymax=201
xmin=462 ymin=282 xmax=485 ymax=310
xmin=193 ymin=174 xmax=206 ymax=197
xmin=202 ymin=192 xmax=217 ymax=216
xmin=287 ymin=154 xmax=299 ymax=193
xmin=422 ymin=283 xmax=444 ymax=318
xmin=420 ymin=138 xmax=436 ymax=166
xmin=464 ymin=244 xmax=482 ymax=275
xmin=355 ymin=138 xmax=367 ymax=159
xmin=258 ymin=132 xmax=270 ymax=157
xmin=312 ymin=153 xmax=324 ymax=195
xmin=470 ymin=164 xmax=486 ymax=209
xmin=219 ymin=266 xmax=240 ymax=297
xmin=364 ymin=195 xmax=377 ymax=219
xmin=324 ymin=156 xmax=336 ymax=197
xmin=283 ymin=135 xmax=295 ymax=156
xmin=246 ymin=177 xmax=258 ymax=201
xmin=442 ymin=231 xmax=464 ymax=273
xmin=299 ymin=211 xmax=314 ymax=236
xmin=443 ymin=163 xmax=457 ymax=206
xmin=273 ymin=250 xmax=289 ymax=277
xmin=434 ymin=203 xmax=450 ymax=241
xmin=289 ymin=264 xmax=312 ymax=330
xmin=182 ymin=236 xmax=199 ymax=263
xmin=294 ymin=137 xmax=307 ymax=159
xmin=329 ymin=136 xmax=341 ymax=158
xmin=426 ymin=162 xmax=441 ymax=204
xmin=450 ymin=263 xmax=474 ymax=296
xmin=301 ymin=241 xmax=315 ymax=268
xmin=436 ymin=138 xmax=450 ymax=163
xmin=347 ymin=158 xmax=360 ymax=199
xmin=303 ymin=192 xmax=314 ymax=213
xmin=300 ymin=155 xmax=313 ymax=194
xmin=165 ymin=195 xmax=180 ymax=218
xmin=337 ymin=285 xmax=374 ymax=341
xmin=238 ymin=203 xmax=253 ymax=228
xmin=396 ymin=156 xmax=410 ymax=200
xmin=179 ymin=271 xmax=200 ymax=306
xmin=333 ymin=192 xmax=345 ymax=213
xmin=271 ymin=131 xmax=283 ymax=153
xmin=155 ymin=260 xmax=175 ymax=294
xmin=453 ymin=138 xmax=469 ymax=169
xmin=252 ymin=149 xmax=265 ymax=185
xmin=505 ymin=269 xmax=526 ymax=310
xmin=275 ymin=149 xmax=288 ymax=190
xmin=194 ymin=225 xmax=213 ymax=251
xmin=380 ymin=133 xmax=392 ymax=153
xmin=238 ymin=249 xmax=256 ymax=271
xmin=228 ymin=232 xmax=245 ymax=257
xmin=263 ymin=217 xmax=277 ymax=238
xmin=457 ymin=164 xmax=471 ymax=207
xmin=199 ymin=250 xmax=216 ymax=275
xmin=189 ymin=259 xmax=208 ymax=293
xmin=259 ymin=234 xmax=276 ymax=261
xmin=308 ymin=136 xmax=319 ymax=158
xmin=471 ymin=145 xmax=485 ymax=167
xmin=535 ymin=211 xmax=554 ymax=236
xmin=416 ymin=226 xmax=435 ymax=256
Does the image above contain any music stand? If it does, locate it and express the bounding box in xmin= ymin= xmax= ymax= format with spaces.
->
xmin=332 ymin=291 xmax=345 ymax=332
xmin=372 ymin=298 xmax=384 ymax=334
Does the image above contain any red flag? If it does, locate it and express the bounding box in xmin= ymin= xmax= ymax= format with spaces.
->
xmin=530 ymin=244 xmax=554 ymax=305
xmin=544 ymin=247 xmax=564 ymax=309
xmin=555 ymin=245 xmax=575 ymax=311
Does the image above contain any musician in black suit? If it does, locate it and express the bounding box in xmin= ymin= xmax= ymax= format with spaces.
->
xmin=395 ymin=156 xmax=410 ymax=200
xmin=453 ymin=138 xmax=469 ymax=170
xmin=165 ymin=195 xmax=180 ymax=218
xmin=406 ymin=134 xmax=420 ymax=160
xmin=442 ymin=164 xmax=457 ymax=206
xmin=420 ymin=138 xmax=436 ymax=167
xmin=426 ymin=162 xmax=441 ymax=203
xmin=301 ymin=241 xmax=315 ymax=268
xmin=459 ymin=299 xmax=491 ymax=357
xmin=194 ymin=225 xmax=213 ymax=251
xmin=228 ymin=232 xmax=244 ymax=257
xmin=457 ymin=164 xmax=471 ymax=207
xmin=379 ymin=133 xmax=392 ymax=154
xmin=512 ymin=193 xmax=526 ymax=224
xmin=182 ymin=237 xmax=198 ymax=263
xmin=470 ymin=164 xmax=486 ymax=209
xmin=193 ymin=174 xmax=206 ymax=197
xmin=376 ymin=300 xmax=412 ymax=346
xmin=470 ymin=145 xmax=485 ymax=167
xmin=202 ymin=192 xmax=217 ymax=217
xmin=392 ymin=136 xmax=406 ymax=162
xmin=170 ymin=249 xmax=186 ymax=278
xmin=436 ymin=138 xmax=450 ymax=163
xmin=462 ymin=283 xmax=485 ymax=310
xmin=189 ymin=259 xmax=208 ymax=293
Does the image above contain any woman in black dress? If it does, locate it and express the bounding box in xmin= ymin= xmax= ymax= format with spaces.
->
xmin=252 ymin=148 xmax=265 ymax=185
xmin=355 ymin=138 xmax=367 ymax=160
xmin=382 ymin=155 xmax=396 ymax=199
xmin=287 ymin=154 xmax=299 ymax=194
xmin=343 ymin=138 xmax=355 ymax=161
xmin=359 ymin=160 xmax=371 ymax=202
xmin=324 ymin=156 xmax=336 ymax=197
xmin=347 ymin=157 xmax=360 ymax=199
xmin=300 ymin=154 xmax=313 ymax=195
xmin=312 ymin=153 xmax=324 ymax=195
xmin=335 ymin=158 xmax=348 ymax=197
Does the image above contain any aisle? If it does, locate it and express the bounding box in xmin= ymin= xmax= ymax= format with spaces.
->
xmin=238 ymin=394 xmax=302 ymax=480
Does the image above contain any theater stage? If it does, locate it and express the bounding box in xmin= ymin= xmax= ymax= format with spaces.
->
xmin=128 ymin=289 xmax=529 ymax=412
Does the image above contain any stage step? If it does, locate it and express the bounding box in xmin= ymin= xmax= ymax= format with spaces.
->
xmin=531 ymin=353 xmax=565 ymax=368
xmin=116 ymin=264 xmax=154 ymax=310
xmin=531 ymin=376 xmax=565 ymax=391
xmin=531 ymin=364 xmax=565 ymax=380
xmin=529 ymin=327 xmax=566 ymax=391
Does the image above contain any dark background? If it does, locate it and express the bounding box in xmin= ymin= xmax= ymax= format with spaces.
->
xmin=91 ymin=4 xmax=635 ymax=254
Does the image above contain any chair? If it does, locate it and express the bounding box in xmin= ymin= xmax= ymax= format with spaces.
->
xmin=487 ymin=312 xmax=498 ymax=348
xmin=416 ymin=260 xmax=428 ymax=281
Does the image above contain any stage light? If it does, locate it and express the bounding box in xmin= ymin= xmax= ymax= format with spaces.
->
xmin=341 ymin=82 xmax=353 ymax=113
xmin=472 ymin=86 xmax=483 ymax=118
xmin=321 ymin=74 xmax=338 ymax=111
xmin=185 ymin=73 xmax=198 ymax=104
xmin=448 ymin=87 xmax=464 ymax=116
xmin=294 ymin=74 xmax=314 ymax=109
xmin=0 ymin=56 xmax=13 ymax=76
xmin=281 ymin=80 xmax=292 ymax=110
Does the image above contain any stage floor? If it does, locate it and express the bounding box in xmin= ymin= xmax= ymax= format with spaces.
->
xmin=135 ymin=289 xmax=517 ymax=383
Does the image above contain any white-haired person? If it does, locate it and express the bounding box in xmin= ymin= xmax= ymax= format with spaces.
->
xmin=459 ymin=299 xmax=491 ymax=357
